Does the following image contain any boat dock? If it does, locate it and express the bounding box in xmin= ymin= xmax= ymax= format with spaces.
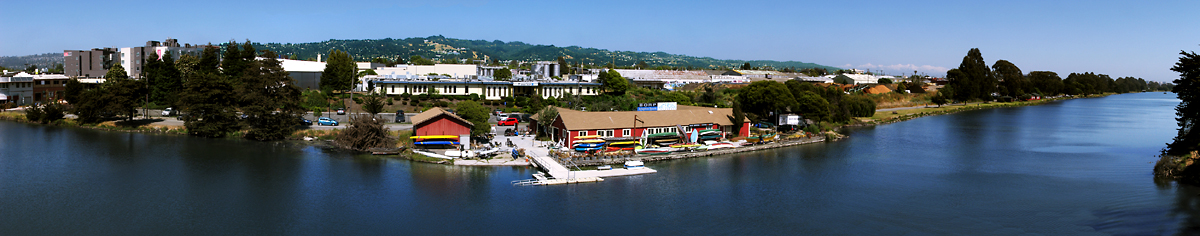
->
xmin=500 ymin=134 xmax=822 ymax=186
xmin=560 ymin=136 xmax=826 ymax=167
xmin=513 ymin=135 xmax=658 ymax=186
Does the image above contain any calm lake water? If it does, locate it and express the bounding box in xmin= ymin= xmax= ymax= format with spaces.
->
xmin=1 ymin=92 xmax=1193 ymax=235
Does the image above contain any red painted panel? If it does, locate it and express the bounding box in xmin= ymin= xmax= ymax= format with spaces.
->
xmin=414 ymin=114 xmax=471 ymax=136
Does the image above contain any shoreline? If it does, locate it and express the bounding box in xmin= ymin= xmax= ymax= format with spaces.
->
xmin=0 ymin=92 xmax=1147 ymax=168
xmin=855 ymin=93 xmax=1121 ymax=127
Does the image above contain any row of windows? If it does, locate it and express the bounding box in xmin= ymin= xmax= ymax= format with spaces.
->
xmin=380 ymin=84 xmax=594 ymax=97
xmin=646 ymin=127 xmax=679 ymax=134
xmin=1 ymin=82 xmax=34 ymax=88
xmin=540 ymin=86 xmax=596 ymax=97
xmin=487 ymin=86 xmax=507 ymax=97
xmin=577 ymin=128 xmax=662 ymax=138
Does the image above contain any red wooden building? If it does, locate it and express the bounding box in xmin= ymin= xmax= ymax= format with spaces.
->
xmin=411 ymin=107 xmax=474 ymax=136
xmin=545 ymin=105 xmax=751 ymax=147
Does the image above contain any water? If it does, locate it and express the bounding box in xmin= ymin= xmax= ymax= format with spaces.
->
xmin=0 ymin=92 xmax=1192 ymax=235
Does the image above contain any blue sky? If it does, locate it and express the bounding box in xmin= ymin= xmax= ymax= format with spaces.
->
xmin=3 ymin=0 xmax=1196 ymax=82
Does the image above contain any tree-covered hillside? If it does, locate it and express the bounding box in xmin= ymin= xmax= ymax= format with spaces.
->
xmin=250 ymin=36 xmax=840 ymax=71
xmin=0 ymin=53 xmax=61 ymax=71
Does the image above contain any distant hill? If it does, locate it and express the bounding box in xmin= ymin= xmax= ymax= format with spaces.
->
xmin=2 ymin=36 xmax=841 ymax=72
xmin=0 ymin=53 xmax=60 ymax=70
xmin=251 ymin=36 xmax=840 ymax=71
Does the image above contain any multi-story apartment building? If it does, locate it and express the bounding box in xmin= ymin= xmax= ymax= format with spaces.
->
xmin=64 ymin=38 xmax=204 ymax=79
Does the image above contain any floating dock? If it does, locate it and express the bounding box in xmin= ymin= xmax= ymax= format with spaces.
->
xmin=517 ymin=145 xmax=657 ymax=186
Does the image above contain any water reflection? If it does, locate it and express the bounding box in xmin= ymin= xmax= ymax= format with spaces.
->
xmin=0 ymin=92 xmax=1194 ymax=234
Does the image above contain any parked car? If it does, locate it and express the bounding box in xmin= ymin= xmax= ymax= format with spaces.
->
xmin=317 ymin=117 xmax=339 ymax=126
xmin=336 ymin=108 xmax=346 ymax=115
xmin=395 ymin=110 xmax=405 ymax=123
xmin=299 ymin=116 xmax=312 ymax=126
xmin=493 ymin=109 xmax=503 ymax=116
xmin=498 ymin=117 xmax=519 ymax=126
xmin=497 ymin=113 xmax=510 ymax=121
xmin=161 ymin=107 xmax=175 ymax=116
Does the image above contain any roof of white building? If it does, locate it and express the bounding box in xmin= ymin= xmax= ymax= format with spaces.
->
xmin=278 ymin=59 xmax=327 ymax=72
xmin=613 ymin=69 xmax=711 ymax=81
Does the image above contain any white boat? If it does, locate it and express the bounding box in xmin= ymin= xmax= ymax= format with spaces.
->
xmin=625 ymin=161 xmax=645 ymax=169
xmin=596 ymin=165 xmax=613 ymax=170
xmin=698 ymin=142 xmax=737 ymax=150
xmin=413 ymin=150 xmax=454 ymax=159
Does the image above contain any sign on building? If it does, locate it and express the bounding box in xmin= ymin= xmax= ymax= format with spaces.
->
xmin=657 ymin=102 xmax=676 ymax=111
xmin=636 ymin=102 xmax=677 ymax=111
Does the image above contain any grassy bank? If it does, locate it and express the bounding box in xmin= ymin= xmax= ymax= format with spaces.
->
xmin=0 ymin=111 xmax=189 ymax=135
xmin=858 ymin=93 xmax=1113 ymax=125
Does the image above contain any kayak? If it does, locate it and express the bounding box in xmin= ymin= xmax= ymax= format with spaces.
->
xmin=606 ymin=146 xmax=635 ymax=151
xmin=574 ymin=143 xmax=604 ymax=148
xmin=575 ymin=139 xmax=605 ymax=144
xmin=608 ymin=141 xmax=639 ymax=145
xmin=573 ymin=135 xmax=601 ymax=139
xmin=647 ymin=132 xmax=678 ymax=138
xmin=414 ymin=141 xmax=459 ymax=145
xmin=410 ymin=135 xmax=459 ymax=140
xmin=653 ymin=140 xmax=679 ymax=146
xmin=636 ymin=147 xmax=675 ymax=155
xmin=651 ymin=137 xmax=680 ymax=142
xmin=575 ymin=146 xmax=603 ymax=152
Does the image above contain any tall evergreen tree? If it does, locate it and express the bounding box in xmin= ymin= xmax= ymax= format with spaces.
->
xmin=102 ymin=63 xmax=146 ymax=120
xmin=1167 ymin=50 xmax=1200 ymax=156
xmin=159 ymin=51 xmax=182 ymax=106
xmin=321 ymin=49 xmax=355 ymax=92
xmin=144 ymin=52 xmax=163 ymax=100
xmin=146 ymin=52 xmax=180 ymax=106
xmin=180 ymin=47 xmax=239 ymax=138
xmin=992 ymin=60 xmax=1026 ymax=97
xmin=1027 ymin=71 xmax=1063 ymax=96
xmin=237 ymin=50 xmax=303 ymax=141
xmin=948 ymin=48 xmax=995 ymax=101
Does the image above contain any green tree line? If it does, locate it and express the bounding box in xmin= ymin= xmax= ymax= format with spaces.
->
xmin=943 ymin=48 xmax=1173 ymax=103
xmin=66 ymin=40 xmax=306 ymax=141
